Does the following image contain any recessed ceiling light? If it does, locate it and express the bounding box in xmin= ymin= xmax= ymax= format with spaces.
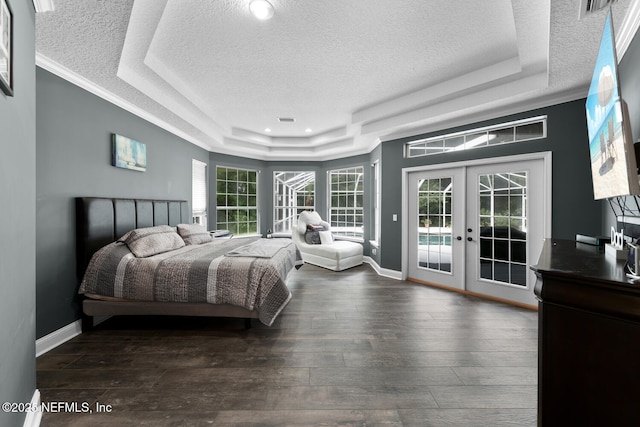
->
xmin=249 ymin=0 xmax=274 ymax=20
xmin=265 ymin=128 xmax=272 ymax=132
xmin=305 ymin=128 xmax=312 ymax=133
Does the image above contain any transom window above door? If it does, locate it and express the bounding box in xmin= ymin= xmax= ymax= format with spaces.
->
xmin=405 ymin=116 xmax=547 ymax=158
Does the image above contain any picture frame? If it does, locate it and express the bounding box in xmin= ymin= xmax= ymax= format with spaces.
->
xmin=112 ymin=134 xmax=147 ymax=172
xmin=0 ymin=0 xmax=12 ymax=97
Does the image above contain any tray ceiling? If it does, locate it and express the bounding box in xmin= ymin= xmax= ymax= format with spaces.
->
xmin=36 ymin=0 xmax=636 ymax=160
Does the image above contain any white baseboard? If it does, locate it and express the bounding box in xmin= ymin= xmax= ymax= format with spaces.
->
xmin=35 ymin=315 xmax=112 ymax=357
xmin=22 ymin=389 xmax=42 ymax=427
xmin=363 ymin=257 xmax=402 ymax=280
xmin=35 ymin=320 xmax=82 ymax=357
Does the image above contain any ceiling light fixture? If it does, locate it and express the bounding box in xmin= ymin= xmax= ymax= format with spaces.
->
xmin=305 ymin=128 xmax=312 ymax=133
xmin=249 ymin=0 xmax=274 ymax=20
xmin=265 ymin=128 xmax=272 ymax=132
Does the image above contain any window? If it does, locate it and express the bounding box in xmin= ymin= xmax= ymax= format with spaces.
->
xmin=216 ymin=166 xmax=259 ymax=235
xmin=328 ymin=166 xmax=364 ymax=239
xmin=274 ymin=171 xmax=315 ymax=234
xmin=372 ymin=161 xmax=380 ymax=243
xmin=192 ymin=159 xmax=207 ymax=229
xmin=405 ymin=116 xmax=547 ymax=158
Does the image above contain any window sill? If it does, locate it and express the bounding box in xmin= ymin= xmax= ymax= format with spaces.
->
xmin=265 ymin=231 xmax=363 ymax=243
xmin=270 ymin=232 xmax=292 ymax=239
xmin=334 ymin=235 xmax=364 ymax=244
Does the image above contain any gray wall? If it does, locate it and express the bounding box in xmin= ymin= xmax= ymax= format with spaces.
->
xmin=620 ymin=30 xmax=640 ymax=142
xmin=379 ymin=100 xmax=601 ymax=271
xmin=36 ymin=68 xmax=209 ymax=338
xmin=0 ymin=1 xmax=36 ymax=425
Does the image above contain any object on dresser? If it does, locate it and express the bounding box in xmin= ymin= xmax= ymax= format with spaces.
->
xmin=605 ymin=227 xmax=629 ymax=260
xmin=605 ymin=242 xmax=628 ymax=260
xmin=576 ymin=234 xmax=611 ymax=247
xmin=628 ymin=242 xmax=640 ymax=276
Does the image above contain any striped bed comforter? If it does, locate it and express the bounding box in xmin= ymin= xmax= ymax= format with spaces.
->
xmin=79 ymin=237 xmax=302 ymax=325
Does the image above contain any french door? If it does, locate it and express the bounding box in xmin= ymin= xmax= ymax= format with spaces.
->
xmin=405 ymin=154 xmax=549 ymax=306
xmin=407 ymin=168 xmax=466 ymax=289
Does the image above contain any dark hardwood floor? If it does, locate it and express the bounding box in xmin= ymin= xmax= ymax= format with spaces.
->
xmin=37 ymin=263 xmax=538 ymax=426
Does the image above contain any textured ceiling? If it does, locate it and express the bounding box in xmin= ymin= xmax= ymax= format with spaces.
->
xmin=35 ymin=0 xmax=636 ymax=160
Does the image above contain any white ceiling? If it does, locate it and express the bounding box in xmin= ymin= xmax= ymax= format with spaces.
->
xmin=35 ymin=0 xmax=638 ymax=160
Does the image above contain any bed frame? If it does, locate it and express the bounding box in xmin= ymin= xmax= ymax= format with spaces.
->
xmin=76 ymin=197 xmax=259 ymax=330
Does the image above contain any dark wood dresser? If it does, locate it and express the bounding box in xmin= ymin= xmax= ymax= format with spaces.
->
xmin=532 ymin=239 xmax=640 ymax=426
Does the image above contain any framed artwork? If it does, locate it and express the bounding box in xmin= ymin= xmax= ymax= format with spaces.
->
xmin=0 ymin=0 xmax=12 ymax=96
xmin=112 ymin=134 xmax=147 ymax=172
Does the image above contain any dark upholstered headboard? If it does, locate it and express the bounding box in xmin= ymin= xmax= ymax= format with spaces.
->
xmin=76 ymin=197 xmax=190 ymax=277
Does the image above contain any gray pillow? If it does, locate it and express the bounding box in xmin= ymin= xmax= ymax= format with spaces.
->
xmin=305 ymin=224 xmax=326 ymax=244
xmin=177 ymin=223 xmax=212 ymax=245
xmin=122 ymin=225 xmax=185 ymax=257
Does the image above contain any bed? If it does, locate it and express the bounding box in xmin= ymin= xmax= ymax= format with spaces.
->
xmin=76 ymin=197 xmax=302 ymax=329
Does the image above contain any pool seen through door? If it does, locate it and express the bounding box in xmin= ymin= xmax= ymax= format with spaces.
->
xmin=406 ymin=156 xmax=548 ymax=306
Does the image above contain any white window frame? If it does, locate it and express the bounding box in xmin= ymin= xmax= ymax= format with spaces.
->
xmin=192 ymin=159 xmax=208 ymax=230
xmin=371 ymin=160 xmax=381 ymax=248
xmin=273 ymin=171 xmax=316 ymax=235
xmin=405 ymin=116 xmax=547 ymax=158
xmin=328 ymin=166 xmax=365 ymax=241
xmin=215 ymin=166 xmax=260 ymax=236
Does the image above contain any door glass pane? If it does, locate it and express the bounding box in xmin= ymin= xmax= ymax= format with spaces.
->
xmin=417 ymin=177 xmax=453 ymax=273
xmin=477 ymin=172 xmax=527 ymax=286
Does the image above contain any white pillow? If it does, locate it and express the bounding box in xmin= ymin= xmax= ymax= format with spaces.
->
xmin=319 ymin=230 xmax=334 ymax=245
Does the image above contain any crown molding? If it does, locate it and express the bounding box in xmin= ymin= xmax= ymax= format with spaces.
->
xmin=617 ymin=0 xmax=640 ymax=58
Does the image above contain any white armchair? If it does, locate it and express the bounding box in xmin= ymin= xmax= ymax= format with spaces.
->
xmin=292 ymin=211 xmax=363 ymax=271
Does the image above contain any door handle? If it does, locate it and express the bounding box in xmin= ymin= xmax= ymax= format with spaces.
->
xmin=467 ymin=237 xmax=473 ymax=242
xmin=456 ymin=236 xmax=462 ymax=241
